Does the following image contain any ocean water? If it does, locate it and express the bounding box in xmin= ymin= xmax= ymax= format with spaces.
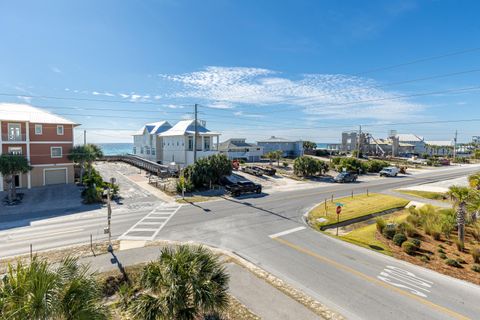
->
xmin=98 ymin=143 xmax=133 ymax=156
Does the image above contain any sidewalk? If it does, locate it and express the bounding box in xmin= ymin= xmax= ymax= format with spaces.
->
xmin=80 ymin=245 xmax=321 ymax=320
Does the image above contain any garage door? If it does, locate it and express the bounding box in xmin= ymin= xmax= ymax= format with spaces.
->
xmin=45 ymin=169 xmax=67 ymax=185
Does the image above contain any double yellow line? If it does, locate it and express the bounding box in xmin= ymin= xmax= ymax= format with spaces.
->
xmin=272 ymin=237 xmax=471 ymax=320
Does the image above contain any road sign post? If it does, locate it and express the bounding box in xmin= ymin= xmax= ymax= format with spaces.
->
xmin=335 ymin=203 xmax=343 ymax=236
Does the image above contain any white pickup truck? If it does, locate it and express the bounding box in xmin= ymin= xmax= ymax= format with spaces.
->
xmin=379 ymin=166 xmax=399 ymax=177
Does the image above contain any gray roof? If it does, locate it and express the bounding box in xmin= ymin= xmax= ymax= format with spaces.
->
xmin=219 ymin=138 xmax=259 ymax=150
xmin=257 ymin=136 xmax=299 ymax=143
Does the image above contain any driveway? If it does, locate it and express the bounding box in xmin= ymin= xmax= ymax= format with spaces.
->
xmin=0 ymin=184 xmax=100 ymax=229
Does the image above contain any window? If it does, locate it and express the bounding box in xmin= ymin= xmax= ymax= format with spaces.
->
xmin=35 ymin=124 xmax=43 ymax=135
xmin=140 ymin=147 xmax=144 ymax=154
xmin=188 ymin=136 xmax=193 ymax=151
xmin=146 ymin=146 xmax=150 ymax=155
xmin=151 ymin=148 xmax=156 ymax=155
xmin=8 ymin=123 xmax=21 ymax=141
xmin=51 ymin=147 xmax=63 ymax=158
xmin=204 ymin=137 xmax=210 ymax=151
xmin=57 ymin=125 xmax=64 ymax=135
xmin=133 ymin=147 xmax=136 ymax=154
xmin=8 ymin=147 xmax=22 ymax=155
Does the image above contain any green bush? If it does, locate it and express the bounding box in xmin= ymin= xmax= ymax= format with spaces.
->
xmin=439 ymin=253 xmax=448 ymax=259
xmin=472 ymin=264 xmax=480 ymax=273
xmin=333 ymin=157 xmax=366 ymax=173
xmin=397 ymin=222 xmax=417 ymax=237
xmin=472 ymin=248 xmax=480 ymax=263
xmin=456 ymin=258 xmax=466 ymax=264
xmin=411 ymin=238 xmax=421 ymax=249
xmin=420 ymin=256 xmax=430 ymax=263
xmin=402 ymin=241 xmax=416 ymax=255
xmin=183 ymin=154 xmax=232 ymax=189
xmin=376 ymin=217 xmax=386 ymax=233
xmin=283 ymin=161 xmax=289 ymax=167
xmin=437 ymin=248 xmax=446 ymax=254
xmin=445 ymin=259 xmax=462 ymax=268
xmin=393 ymin=233 xmax=407 ymax=246
xmin=83 ymin=186 xmax=103 ymax=204
xmin=293 ymin=156 xmax=328 ymax=176
xmin=364 ymin=160 xmax=390 ymax=173
xmin=382 ymin=224 xmax=396 ymax=239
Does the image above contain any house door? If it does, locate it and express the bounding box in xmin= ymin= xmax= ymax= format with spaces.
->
xmin=14 ymin=175 xmax=20 ymax=188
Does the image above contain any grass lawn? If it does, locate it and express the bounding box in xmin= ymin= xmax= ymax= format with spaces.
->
xmin=308 ymin=193 xmax=409 ymax=228
xmin=340 ymin=211 xmax=409 ymax=256
xmin=396 ymin=189 xmax=448 ymax=201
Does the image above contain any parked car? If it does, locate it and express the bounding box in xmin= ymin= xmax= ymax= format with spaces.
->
xmin=379 ymin=167 xmax=399 ymax=177
xmin=242 ymin=166 xmax=264 ymax=176
xmin=333 ymin=172 xmax=358 ymax=183
xmin=225 ymin=181 xmax=262 ymax=196
xmin=258 ymin=166 xmax=276 ymax=176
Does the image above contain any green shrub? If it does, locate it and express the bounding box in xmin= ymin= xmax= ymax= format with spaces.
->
xmin=393 ymin=233 xmax=407 ymax=246
xmin=411 ymin=238 xmax=421 ymax=249
xmin=439 ymin=253 xmax=448 ymax=259
xmin=438 ymin=244 xmax=445 ymax=249
xmin=472 ymin=264 xmax=480 ymax=273
xmin=376 ymin=218 xmax=386 ymax=233
xmin=445 ymin=259 xmax=462 ymax=268
xmin=364 ymin=160 xmax=390 ymax=173
xmin=456 ymin=258 xmax=466 ymax=264
xmin=437 ymin=248 xmax=446 ymax=254
xmin=472 ymin=222 xmax=480 ymax=241
xmin=293 ymin=156 xmax=328 ymax=176
xmin=283 ymin=161 xmax=289 ymax=167
xmin=334 ymin=157 xmax=366 ymax=173
xmin=382 ymin=224 xmax=396 ymax=239
xmin=183 ymin=154 xmax=232 ymax=189
xmin=420 ymin=256 xmax=430 ymax=263
xmin=83 ymin=186 xmax=103 ymax=204
xmin=472 ymin=248 xmax=480 ymax=263
xmin=402 ymin=241 xmax=416 ymax=255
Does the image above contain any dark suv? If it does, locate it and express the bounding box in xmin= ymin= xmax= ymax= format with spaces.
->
xmin=225 ymin=181 xmax=262 ymax=196
xmin=333 ymin=172 xmax=358 ymax=183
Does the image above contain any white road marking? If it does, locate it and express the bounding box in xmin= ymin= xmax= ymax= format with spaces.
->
xmin=119 ymin=203 xmax=181 ymax=241
xmin=377 ymin=266 xmax=433 ymax=298
xmin=269 ymin=226 xmax=306 ymax=239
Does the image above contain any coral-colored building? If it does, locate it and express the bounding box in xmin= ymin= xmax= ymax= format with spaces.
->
xmin=0 ymin=103 xmax=79 ymax=190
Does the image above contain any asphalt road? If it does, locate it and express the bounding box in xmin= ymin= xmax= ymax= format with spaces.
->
xmin=1 ymin=164 xmax=480 ymax=319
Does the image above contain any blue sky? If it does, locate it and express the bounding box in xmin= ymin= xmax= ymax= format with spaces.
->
xmin=0 ymin=0 xmax=479 ymax=143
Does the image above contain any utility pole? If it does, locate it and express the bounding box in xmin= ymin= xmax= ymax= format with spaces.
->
xmin=106 ymin=177 xmax=115 ymax=252
xmin=83 ymin=130 xmax=87 ymax=145
xmin=453 ymin=130 xmax=458 ymax=160
xmin=193 ymin=103 xmax=198 ymax=163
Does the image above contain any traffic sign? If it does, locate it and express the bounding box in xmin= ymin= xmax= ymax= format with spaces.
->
xmin=336 ymin=206 xmax=342 ymax=215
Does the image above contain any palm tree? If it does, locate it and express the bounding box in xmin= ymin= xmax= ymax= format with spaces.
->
xmin=0 ymin=256 xmax=108 ymax=320
xmin=468 ymin=172 xmax=480 ymax=190
xmin=130 ymin=245 xmax=229 ymax=320
xmin=68 ymin=144 xmax=104 ymax=183
xmin=467 ymin=190 xmax=480 ymax=222
xmin=447 ymin=185 xmax=472 ymax=247
xmin=0 ymin=154 xmax=32 ymax=203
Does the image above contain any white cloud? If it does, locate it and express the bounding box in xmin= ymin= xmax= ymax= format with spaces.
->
xmin=208 ymin=101 xmax=234 ymax=109
xmin=119 ymin=93 xmax=129 ymax=98
xmin=51 ymin=66 xmax=62 ymax=74
xmin=233 ymin=111 xmax=265 ymax=118
xmin=92 ymin=91 xmax=115 ymax=97
xmin=162 ymin=66 xmax=424 ymax=121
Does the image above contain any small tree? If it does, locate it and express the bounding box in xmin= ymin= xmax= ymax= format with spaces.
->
xmin=303 ymin=141 xmax=317 ymax=151
xmin=468 ymin=172 xmax=480 ymax=190
xmin=293 ymin=156 xmax=328 ymax=177
xmin=0 ymin=154 xmax=32 ymax=203
xmin=69 ymin=144 xmax=104 ymax=182
xmin=447 ymin=185 xmax=472 ymax=247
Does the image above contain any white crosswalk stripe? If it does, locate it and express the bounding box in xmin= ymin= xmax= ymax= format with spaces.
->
xmin=119 ymin=203 xmax=181 ymax=241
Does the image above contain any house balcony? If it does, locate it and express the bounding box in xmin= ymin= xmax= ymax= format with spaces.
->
xmin=1 ymin=134 xmax=26 ymax=142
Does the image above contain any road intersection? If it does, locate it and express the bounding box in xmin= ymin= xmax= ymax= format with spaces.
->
xmin=1 ymin=164 xmax=480 ymax=319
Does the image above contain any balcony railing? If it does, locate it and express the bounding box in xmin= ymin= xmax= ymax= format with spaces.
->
xmin=1 ymin=134 xmax=26 ymax=142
